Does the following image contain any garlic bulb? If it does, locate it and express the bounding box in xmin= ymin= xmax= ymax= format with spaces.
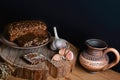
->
xmin=50 ymin=27 xmax=68 ymax=50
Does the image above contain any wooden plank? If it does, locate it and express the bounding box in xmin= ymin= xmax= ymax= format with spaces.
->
xmin=70 ymin=65 xmax=120 ymax=80
xmin=6 ymin=65 xmax=120 ymax=80
xmin=97 ymin=70 xmax=120 ymax=80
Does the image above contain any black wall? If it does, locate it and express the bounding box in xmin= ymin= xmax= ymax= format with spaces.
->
xmin=0 ymin=0 xmax=120 ymax=72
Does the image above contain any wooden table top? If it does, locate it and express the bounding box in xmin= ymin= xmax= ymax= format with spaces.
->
xmin=69 ymin=65 xmax=120 ymax=80
xmin=6 ymin=64 xmax=120 ymax=80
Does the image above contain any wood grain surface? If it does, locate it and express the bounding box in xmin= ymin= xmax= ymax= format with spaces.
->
xmin=5 ymin=64 xmax=120 ymax=80
xmin=0 ymin=42 xmax=78 ymax=80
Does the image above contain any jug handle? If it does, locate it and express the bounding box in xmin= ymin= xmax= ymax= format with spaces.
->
xmin=102 ymin=48 xmax=120 ymax=71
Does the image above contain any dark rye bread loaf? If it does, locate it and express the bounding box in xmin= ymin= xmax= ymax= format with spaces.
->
xmin=5 ymin=20 xmax=49 ymax=47
xmin=5 ymin=20 xmax=47 ymax=42
xmin=15 ymin=32 xmax=49 ymax=47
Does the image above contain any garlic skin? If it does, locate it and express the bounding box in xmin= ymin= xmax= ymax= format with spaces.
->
xmin=50 ymin=27 xmax=68 ymax=50
xmin=65 ymin=50 xmax=74 ymax=60
xmin=59 ymin=48 xmax=74 ymax=61
xmin=51 ymin=48 xmax=74 ymax=61
xmin=59 ymin=48 xmax=66 ymax=56
xmin=50 ymin=39 xmax=67 ymax=50
xmin=52 ymin=54 xmax=62 ymax=61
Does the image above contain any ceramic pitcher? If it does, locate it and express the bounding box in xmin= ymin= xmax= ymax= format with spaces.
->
xmin=79 ymin=39 xmax=120 ymax=72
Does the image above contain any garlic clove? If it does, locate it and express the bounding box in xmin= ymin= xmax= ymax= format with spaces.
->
xmin=65 ymin=50 xmax=74 ymax=61
xmin=59 ymin=48 xmax=74 ymax=60
xmin=59 ymin=48 xmax=66 ymax=56
xmin=64 ymin=48 xmax=70 ymax=55
xmin=59 ymin=48 xmax=70 ymax=56
xmin=52 ymin=54 xmax=62 ymax=61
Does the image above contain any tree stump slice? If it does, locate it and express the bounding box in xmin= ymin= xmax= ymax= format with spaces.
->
xmin=0 ymin=42 xmax=78 ymax=80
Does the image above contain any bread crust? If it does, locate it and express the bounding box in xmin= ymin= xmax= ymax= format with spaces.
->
xmin=5 ymin=20 xmax=47 ymax=42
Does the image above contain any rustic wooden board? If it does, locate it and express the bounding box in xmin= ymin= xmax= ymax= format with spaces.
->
xmin=0 ymin=42 xmax=78 ymax=80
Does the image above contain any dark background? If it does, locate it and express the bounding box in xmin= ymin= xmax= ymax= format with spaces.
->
xmin=0 ymin=0 xmax=120 ymax=72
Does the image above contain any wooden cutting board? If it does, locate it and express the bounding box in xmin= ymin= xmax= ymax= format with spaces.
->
xmin=0 ymin=42 xmax=78 ymax=80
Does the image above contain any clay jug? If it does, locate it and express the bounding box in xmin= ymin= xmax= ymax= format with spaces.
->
xmin=79 ymin=39 xmax=120 ymax=72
